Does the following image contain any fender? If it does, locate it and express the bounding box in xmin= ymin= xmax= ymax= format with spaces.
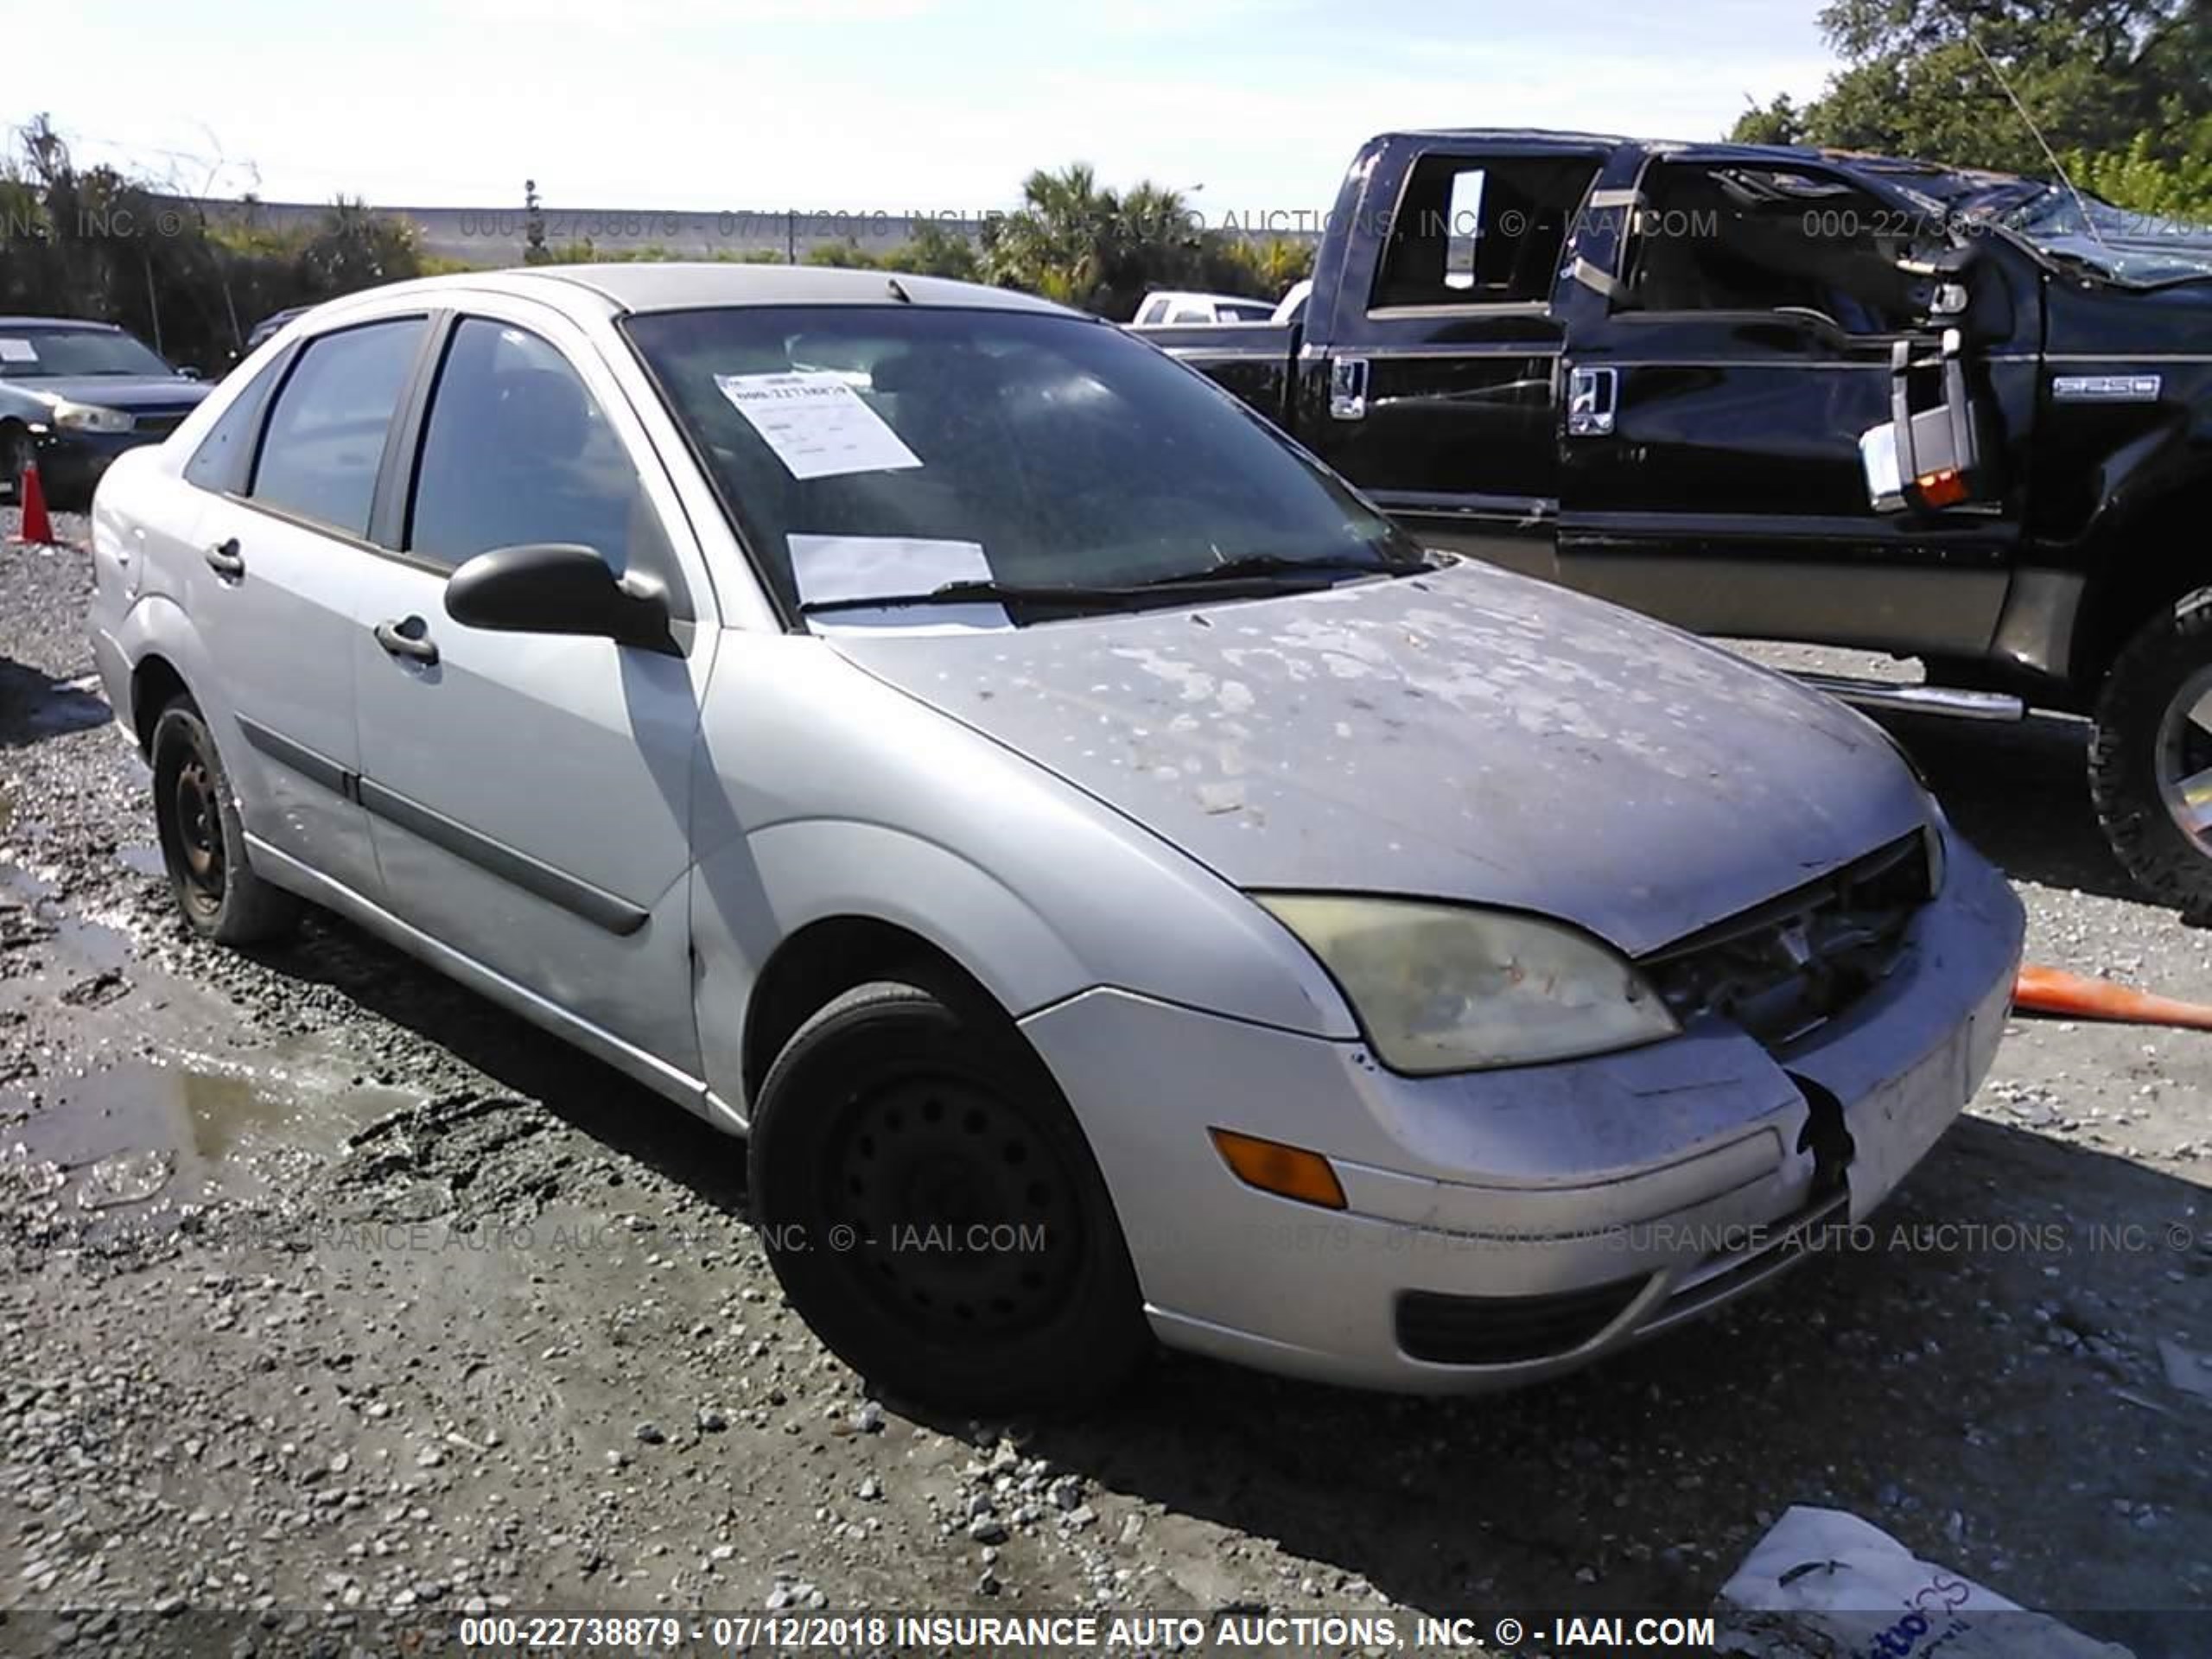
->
xmin=106 ymin=590 xmax=231 ymax=741
xmin=690 ymin=817 xmax=1100 ymax=1116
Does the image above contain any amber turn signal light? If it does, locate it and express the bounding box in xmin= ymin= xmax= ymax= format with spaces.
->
xmin=1916 ymin=467 xmax=1968 ymax=508
xmin=1209 ymin=1128 xmax=1348 ymax=1211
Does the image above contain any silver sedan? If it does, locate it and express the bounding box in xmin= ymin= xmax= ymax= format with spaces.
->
xmin=86 ymin=265 xmax=2024 ymax=1411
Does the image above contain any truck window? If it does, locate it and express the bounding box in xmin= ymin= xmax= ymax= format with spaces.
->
xmin=1371 ymin=152 xmax=1599 ymax=312
xmin=1168 ymin=304 xmax=1211 ymax=323
xmin=1620 ymin=162 xmax=1924 ymax=335
xmin=1136 ymin=296 xmax=1170 ymax=326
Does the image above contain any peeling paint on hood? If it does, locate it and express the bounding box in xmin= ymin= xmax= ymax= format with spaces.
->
xmin=826 ymin=561 xmax=1931 ymax=957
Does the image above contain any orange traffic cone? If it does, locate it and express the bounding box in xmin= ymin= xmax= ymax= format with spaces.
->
xmin=2014 ymin=963 xmax=2212 ymax=1031
xmin=10 ymin=462 xmax=54 ymax=547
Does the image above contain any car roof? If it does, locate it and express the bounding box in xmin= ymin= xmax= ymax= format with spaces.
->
xmin=0 ymin=315 xmax=125 ymax=331
xmin=1380 ymin=128 xmax=2028 ymax=194
xmin=346 ymin=264 xmax=1077 ymax=320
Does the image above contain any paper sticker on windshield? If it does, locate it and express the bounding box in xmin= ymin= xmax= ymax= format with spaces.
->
xmin=0 ymin=338 xmax=39 ymax=364
xmin=787 ymin=535 xmax=989 ymax=607
xmin=715 ymin=372 xmax=921 ymax=480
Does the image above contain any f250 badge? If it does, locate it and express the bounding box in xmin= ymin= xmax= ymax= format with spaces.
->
xmin=2052 ymin=373 xmax=2163 ymax=402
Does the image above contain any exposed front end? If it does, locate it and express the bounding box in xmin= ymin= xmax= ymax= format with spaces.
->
xmin=1021 ymin=820 xmax=2023 ymax=1392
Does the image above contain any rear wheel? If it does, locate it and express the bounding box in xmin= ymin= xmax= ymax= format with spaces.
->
xmin=149 ymin=697 xmax=302 ymax=944
xmin=747 ymin=970 xmax=1150 ymax=1415
xmin=2089 ymin=588 xmax=2212 ymax=918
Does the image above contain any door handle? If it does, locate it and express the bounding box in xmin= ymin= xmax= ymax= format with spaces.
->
xmin=1567 ymin=365 xmax=1618 ymax=437
xmin=204 ymin=537 xmax=245 ymax=577
xmin=373 ymin=617 xmax=440 ymax=666
xmin=1328 ymin=356 xmax=1369 ymax=422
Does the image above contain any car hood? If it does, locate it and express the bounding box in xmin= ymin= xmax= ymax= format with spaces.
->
xmin=825 ymin=562 xmax=1932 ymax=957
xmin=3 ymin=375 xmax=210 ymax=412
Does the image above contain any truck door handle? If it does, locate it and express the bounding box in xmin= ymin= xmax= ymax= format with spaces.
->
xmin=1567 ymin=366 xmax=1617 ymax=437
xmin=373 ymin=617 xmax=440 ymax=666
xmin=204 ymin=538 xmax=245 ymax=577
xmin=1329 ymin=356 xmax=1370 ymax=422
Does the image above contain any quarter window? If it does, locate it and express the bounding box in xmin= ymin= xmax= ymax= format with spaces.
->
xmin=250 ymin=319 xmax=426 ymax=538
xmin=184 ymin=350 xmax=289 ymax=495
xmin=408 ymin=318 xmax=669 ymax=581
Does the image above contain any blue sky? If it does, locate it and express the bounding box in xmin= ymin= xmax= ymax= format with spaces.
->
xmin=24 ymin=1 xmax=1835 ymax=214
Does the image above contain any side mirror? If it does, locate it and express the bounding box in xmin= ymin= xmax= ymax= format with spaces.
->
xmin=443 ymin=543 xmax=680 ymax=655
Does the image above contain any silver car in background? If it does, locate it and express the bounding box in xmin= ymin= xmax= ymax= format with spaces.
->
xmin=87 ymin=266 xmax=2024 ymax=1411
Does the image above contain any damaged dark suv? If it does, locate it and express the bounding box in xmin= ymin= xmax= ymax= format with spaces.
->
xmin=1139 ymin=130 xmax=2212 ymax=912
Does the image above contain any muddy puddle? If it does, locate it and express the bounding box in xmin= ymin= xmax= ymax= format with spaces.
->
xmin=4 ymin=1041 xmax=420 ymax=1225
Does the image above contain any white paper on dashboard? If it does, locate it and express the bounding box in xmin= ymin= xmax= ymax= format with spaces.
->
xmin=0 ymin=338 xmax=40 ymax=364
xmin=715 ymin=371 xmax=923 ymax=480
xmin=786 ymin=534 xmax=992 ymax=606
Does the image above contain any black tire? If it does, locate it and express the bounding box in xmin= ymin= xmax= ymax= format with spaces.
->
xmin=2089 ymin=587 xmax=2212 ymax=918
xmin=747 ymin=970 xmax=1150 ymax=1415
xmin=149 ymin=697 xmax=302 ymax=945
xmin=0 ymin=424 xmax=29 ymax=505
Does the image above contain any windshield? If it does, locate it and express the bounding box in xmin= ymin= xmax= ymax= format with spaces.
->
xmin=2000 ymin=187 xmax=2212 ymax=287
xmin=0 ymin=325 xmax=173 ymax=378
xmin=626 ymin=304 xmax=1417 ymax=616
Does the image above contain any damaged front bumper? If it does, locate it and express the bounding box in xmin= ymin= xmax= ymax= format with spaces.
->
xmin=1020 ymin=825 xmax=2024 ymax=1393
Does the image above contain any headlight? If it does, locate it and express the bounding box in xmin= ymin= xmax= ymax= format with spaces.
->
xmin=1257 ymin=895 xmax=1679 ymax=1073
xmin=49 ymin=399 xmax=135 ymax=434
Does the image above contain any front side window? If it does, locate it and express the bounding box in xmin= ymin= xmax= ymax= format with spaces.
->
xmin=407 ymin=317 xmax=667 ymax=578
xmin=0 ymin=325 xmax=172 ymax=379
xmin=626 ymin=303 xmax=1417 ymax=618
xmin=250 ymin=318 xmax=426 ymax=538
xmin=1372 ymin=153 xmax=1599 ymax=309
xmin=1622 ymin=163 xmax=1923 ymax=334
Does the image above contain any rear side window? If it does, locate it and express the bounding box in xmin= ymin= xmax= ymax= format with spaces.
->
xmin=250 ymin=319 xmax=426 ymax=538
xmin=407 ymin=318 xmax=670 ymax=582
xmin=1372 ymin=153 xmax=1599 ymax=309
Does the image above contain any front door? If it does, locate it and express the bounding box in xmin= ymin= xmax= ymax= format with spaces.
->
xmin=1555 ymin=153 xmax=2035 ymax=657
xmin=347 ymin=306 xmax=718 ymax=1087
xmin=1300 ymin=141 xmax=1608 ymax=575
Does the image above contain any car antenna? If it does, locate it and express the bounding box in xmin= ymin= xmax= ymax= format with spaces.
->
xmin=886 ymin=276 xmax=913 ymax=303
xmin=1966 ymin=29 xmax=2110 ymax=251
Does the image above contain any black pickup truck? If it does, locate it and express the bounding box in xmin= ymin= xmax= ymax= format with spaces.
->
xmin=1138 ymin=130 xmax=2212 ymax=911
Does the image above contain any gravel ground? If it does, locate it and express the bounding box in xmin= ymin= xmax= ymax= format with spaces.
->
xmin=2 ymin=511 xmax=2208 ymax=1654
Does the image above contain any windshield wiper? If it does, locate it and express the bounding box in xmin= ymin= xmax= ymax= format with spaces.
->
xmin=1133 ymin=552 xmax=1429 ymax=588
xmin=798 ymin=555 xmax=1438 ymax=618
xmin=798 ymin=578 xmax=1158 ymax=616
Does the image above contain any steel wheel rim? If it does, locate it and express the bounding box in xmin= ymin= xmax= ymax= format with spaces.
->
xmin=171 ymin=753 xmax=226 ymax=915
xmin=823 ymin=1071 xmax=1086 ymax=1342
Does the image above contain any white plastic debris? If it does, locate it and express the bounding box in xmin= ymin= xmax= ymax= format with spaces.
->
xmin=2157 ymin=1337 xmax=2212 ymax=1401
xmin=1717 ymin=1506 xmax=2133 ymax=1658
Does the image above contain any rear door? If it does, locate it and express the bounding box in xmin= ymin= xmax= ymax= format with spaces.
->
xmin=1300 ymin=139 xmax=1607 ymax=575
xmin=346 ymin=304 xmax=718 ymax=1086
xmin=1554 ymin=153 xmax=2031 ymax=656
xmin=183 ymin=315 xmax=430 ymax=899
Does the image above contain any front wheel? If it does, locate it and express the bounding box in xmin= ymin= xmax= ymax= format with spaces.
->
xmin=2089 ymin=589 xmax=2212 ymax=918
xmin=747 ymin=972 xmax=1151 ymax=1415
